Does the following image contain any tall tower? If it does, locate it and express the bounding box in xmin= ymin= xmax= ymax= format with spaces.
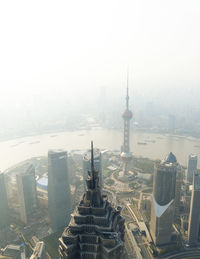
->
xmin=48 ymin=150 xmax=72 ymax=232
xmin=59 ymin=142 xmax=125 ymax=259
xmin=174 ymin=164 xmax=183 ymax=223
xmin=150 ymin=152 xmax=177 ymax=246
xmin=187 ymin=154 xmax=198 ymax=183
xmin=188 ymin=172 xmax=200 ymax=245
xmin=0 ymin=173 xmax=10 ymax=230
xmin=120 ymin=73 xmax=133 ymax=175
xmin=83 ymin=147 xmax=102 ymax=191
xmin=17 ymin=164 xmax=37 ymax=224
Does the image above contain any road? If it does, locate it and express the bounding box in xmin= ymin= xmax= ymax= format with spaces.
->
xmin=162 ymin=250 xmax=200 ymax=259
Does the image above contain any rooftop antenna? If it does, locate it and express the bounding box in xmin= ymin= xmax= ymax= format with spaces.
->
xmin=126 ymin=68 xmax=129 ymax=110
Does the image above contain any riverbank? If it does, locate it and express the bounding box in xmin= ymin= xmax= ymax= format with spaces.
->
xmin=0 ymin=128 xmax=199 ymax=171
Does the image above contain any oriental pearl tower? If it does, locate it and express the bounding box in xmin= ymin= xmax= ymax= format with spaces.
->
xmin=120 ymin=74 xmax=133 ymax=176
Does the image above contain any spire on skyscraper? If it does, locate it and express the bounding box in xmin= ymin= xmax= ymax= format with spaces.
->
xmin=59 ymin=142 xmax=125 ymax=258
xmin=90 ymin=140 xmax=96 ymax=189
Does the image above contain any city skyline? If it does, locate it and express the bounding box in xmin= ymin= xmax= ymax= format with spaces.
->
xmin=1 ymin=1 xmax=200 ymax=257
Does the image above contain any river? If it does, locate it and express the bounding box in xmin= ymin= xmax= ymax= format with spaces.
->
xmin=1 ymin=128 xmax=200 ymax=171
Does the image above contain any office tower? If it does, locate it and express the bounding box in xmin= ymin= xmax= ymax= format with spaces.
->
xmin=187 ymin=154 xmax=198 ymax=183
xmin=174 ymin=165 xmax=183 ymax=223
xmin=83 ymin=148 xmax=102 ymax=191
xmin=0 ymin=173 xmax=10 ymax=229
xmin=30 ymin=241 xmax=46 ymax=259
xmin=17 ymin=164 xmax=37 ymax=224
xmin=150 ymin=152 xmax=177 ymax=246
xmin=120 ymin=74 xmax=133 ymax=176
xmin=59 ymin=142 xmax=125 ymax=259
xmin=188 ymin=173 xmax=200 ymax=245
xmin=48 ymin=150 xmax=72 ymax=232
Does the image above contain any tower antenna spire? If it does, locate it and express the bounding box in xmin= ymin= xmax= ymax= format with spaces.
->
xmin=126 ymin=69 xmax=129 ymax=109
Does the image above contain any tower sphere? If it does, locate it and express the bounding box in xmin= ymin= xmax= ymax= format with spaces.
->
xmin=122 ymin=110 xmax=133 ymax=119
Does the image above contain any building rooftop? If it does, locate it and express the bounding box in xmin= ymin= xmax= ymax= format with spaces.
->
xmin=165 ymin=152 xmax=177 ymax=163
xmin=48 ymin=149 xmax=67 ymax=156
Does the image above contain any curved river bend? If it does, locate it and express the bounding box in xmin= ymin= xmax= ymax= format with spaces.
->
xmin=1 ymin=128 xmax=200 ymax=171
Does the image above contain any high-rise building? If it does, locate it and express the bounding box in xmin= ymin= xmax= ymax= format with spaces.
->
xmin=48 ymin=150 xmax=72 ymax=232
xmin=59 ymin=142 xmax=125 ymax=259
xmin=83 ymin=148 xmax=102 ymax=191
xmin=150 ymin=152 xmax=177 ymax=246
xmin=0 ymin=173 xmax=10 ymax=230
xmin=188 ymin=173 xmax=200 ymax=245
xmin=187 ymin=154 xmax=198 ymax=183
xmin=17 ymin=164 xmax=37 ymax=224
xmin=120 ymin=74 xmax=133 ymax=176
xmin=174 ymin=165 xmax=183 ymax=223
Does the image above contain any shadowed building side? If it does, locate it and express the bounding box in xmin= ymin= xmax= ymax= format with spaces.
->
xmin=48 ymin=150 xmax=72 ymax=232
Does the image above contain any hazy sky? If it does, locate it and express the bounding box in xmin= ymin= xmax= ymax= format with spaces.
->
xmin=0 ymin=0 xmax=200 ymax=110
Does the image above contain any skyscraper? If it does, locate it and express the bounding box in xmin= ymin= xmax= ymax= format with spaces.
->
xmin=120 ymin=74 xmax=133 ymax=176
xmin=150 ymin=152 xmax=177 ymax=246
xmin=188 ymin=172 xmax=200 ymax=245
xmin=17 ymin=164 xmax=37 ymax=224
xmin=187 ymin=154 xmax=198 ymax=183
xmin=59 ymin=142 xmax=125 ymax=259
xmin=48 ymin=150 xmax=72 ymax=232
xmin=0 ymin=173 xmax=10 ymax=230
xmin=83 ymin=147 xmax=102 ymax=191
xmin=174 ymin=165 xmax=183 ymax=223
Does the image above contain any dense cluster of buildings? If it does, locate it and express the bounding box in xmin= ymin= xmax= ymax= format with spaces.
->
xmin=148 ymin=151 xmax=200 ymax=249
xmin=1 ymin=83 xmax=200 ymax=259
